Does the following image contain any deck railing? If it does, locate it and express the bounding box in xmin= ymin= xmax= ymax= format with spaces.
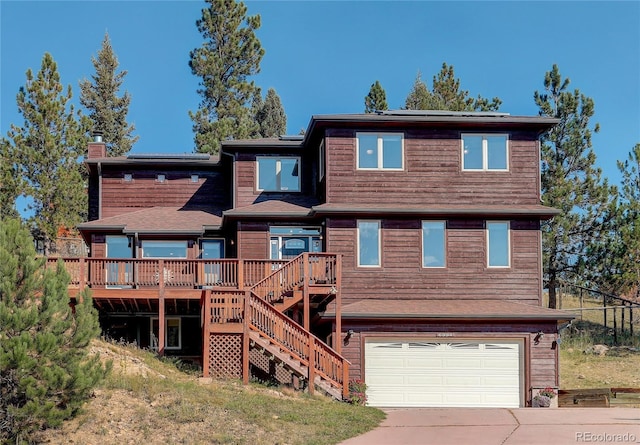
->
xmin=250 ymin=253 xmax=338 ymax=305
xmin=45 ymin=257 xmax=308 ymax=290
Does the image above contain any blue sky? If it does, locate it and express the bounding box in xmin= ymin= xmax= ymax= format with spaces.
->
xmin=1 ymin=1 xmax=639 ymax=187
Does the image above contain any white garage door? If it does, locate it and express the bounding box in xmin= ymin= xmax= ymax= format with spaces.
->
xmin=365 ymin=340 xmax=522 ymax=408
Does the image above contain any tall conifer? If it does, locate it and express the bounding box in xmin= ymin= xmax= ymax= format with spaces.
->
xmin=535 ymin=64 xmax=615 ymax=308
xmin=80 ymin=33 xmax=138 ymax=157
xmin=189 ymin=0 xmax=264 ymax=154
xmin=256 ymin=88 xmax=287 ymax=137
xmin=0 ymin=217 xmax=108 ymax=443
xmin=5 ymin=53 xmax=90 ymax=252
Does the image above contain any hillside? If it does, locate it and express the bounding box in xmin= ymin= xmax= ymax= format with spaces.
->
xmin=35 ymin=340 xmax=384 ymax=445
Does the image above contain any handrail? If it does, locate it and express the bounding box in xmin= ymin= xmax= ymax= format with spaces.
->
xmin=247 ymin=291 xmax=348 ymax=392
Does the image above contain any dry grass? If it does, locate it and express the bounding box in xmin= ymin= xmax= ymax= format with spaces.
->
xmin=36 ymin=340 xmax=384 ymax=445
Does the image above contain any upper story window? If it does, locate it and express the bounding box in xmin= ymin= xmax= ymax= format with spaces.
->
xmin=486 ymin=221 xmax=510 ymax=268
xmin=357 ymin=133 xmax=404 ymax=170
xmin=422 ymin=221 xmax=446 ymax=268
xmin=257 ymin=157 xmax=300 ymax=192
xmin=123 ymin=173 xmax=133 ymax=182
xmin=462 ymin=134 xmax=508 ymax=171
xmin=190 ymin=174 xmax=199 ymax=183
xmin=156 ymin=174 xmax=166 ymax=182
xmin=357 ymin=220 xmax=381 ymax=267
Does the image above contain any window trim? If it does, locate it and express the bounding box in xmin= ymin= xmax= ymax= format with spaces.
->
xmin=357 ymin=220 xmax=381 ymax=268
xmin=256 ymin=156 xmax=301 ymax=192
xmin=319 ymin=140 xmax=325 ymax=181
xmin=421 ymin=220 xmax=446 ymax=268
xmin=151 ymin=317 xmax=182 ymax=350
xmin=486 ymin=221 xmax=511 ymax=268
xmin=356 ymin=132 xmax=405 ymax=171
xmin=140 ymin=240 xmax=188 ymax=259
xmin=461 ymin=133 xmax=509 ymax=171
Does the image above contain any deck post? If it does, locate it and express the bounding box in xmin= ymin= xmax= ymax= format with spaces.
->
xmin=238 ymin=260 xmax=244 ymax=290
xmin=342 ymin=360 xmax=350 ymax=400
xmin=202 ymin=290 xmax=210 ymax=377
xmin=334 ymin=254 xmax=343 ymax=354
xmin=79 ymin=257 xmax=86 ymax=296
xmin=303 ymin=253 xmax=310 ymax=331
xmin=158 ymin=259 xmax=165 ymax=356
xmin=242 ymin=290 xmax=250 ymax=384
xmin=308 ymin=336 xmax=315 ymax=395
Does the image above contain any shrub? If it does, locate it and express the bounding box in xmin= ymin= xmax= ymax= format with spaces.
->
xmin=0 ymin=217 xmax=109 ymax=443
xmin=346 ymin=379 xmax=368 ymax=405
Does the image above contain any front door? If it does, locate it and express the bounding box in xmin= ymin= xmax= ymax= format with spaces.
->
xmin=269 ymin=227 xmax=322 ymax=260
xmin=200 ymin=239 xmax=225 ymax=285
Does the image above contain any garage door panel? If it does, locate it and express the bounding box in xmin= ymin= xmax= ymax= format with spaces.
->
xmin=365 ymin=340 xmax=522 ymax=408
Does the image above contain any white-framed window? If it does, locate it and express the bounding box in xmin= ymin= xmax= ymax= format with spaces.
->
xmin=269 ymin=227 xmax=322 ymax=260
xmin=357 ymin=133 xmax=404 ymax=170
xmin=190 ymin=174 xmax=199 ymax=183
xmin=422 ymin=221 xmax=446 ymax=268
xmin=487 ymin=221 xmax=510 ymax=267
xmin=156 ymin=174 xmax=166 ymax=182
xmin=123 ymin=173 xmax=133 ymax=182
xmin=151 ymin=317 xmax=181 ymax=350
xmin=357 ymin=220 xmax=381 ymax=267
xmin=141 ymin=240 xmax=188 ymax=258
xmin=462 ymin=134 xmax=508 ymax=171
xmin=256 ymin=156 xmax=300 ymax=192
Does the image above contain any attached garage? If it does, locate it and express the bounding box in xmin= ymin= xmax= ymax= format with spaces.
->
xmin=365 ymin=339 xmax=523 ymax=408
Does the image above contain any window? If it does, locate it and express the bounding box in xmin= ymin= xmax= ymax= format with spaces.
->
xmin=357 ymin=220 xmax=381 ymax=267
xmin=190 ymin=174 xmax=199 ymax=183
xmin=156 ymin=174 xmax=166 ymax=182
xmin=123 ymin=173 xmax=132 ymax=182
xmin=422 ymin=221 xmax=446 ymax=268
xmin=462 ymin=134 xmax=508 ymax=171
xmin=357 ymin=133 xmax=404 ymax=170
xmin=487 ymin=222 xmax=510 ymax=267
xmin=270 ymin=227 xmax=322 ymax=260
xmin=151 ymin=317 xmax=181 ymax=350
xmin=257 ymin=157 xmax=300 ymax=191
xmin=141 ymin=240 xmax=187 ymax=258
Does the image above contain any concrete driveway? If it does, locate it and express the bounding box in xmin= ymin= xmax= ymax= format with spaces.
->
xmin=340 ymin=408 xmax=640 ymax=445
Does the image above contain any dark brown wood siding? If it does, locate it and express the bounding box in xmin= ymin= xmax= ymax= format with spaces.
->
xmin=324 ymin=129 xmax=541 ymax=206
xmin=327 ymin=217 xmax=542 ymax=305
xmin=99 ymin=168 xmax=229 ymax=218
xmin=234 ymin=151 xmax=317 ymax=209
xmin=237 ymin=222 xmax=269 ymax=259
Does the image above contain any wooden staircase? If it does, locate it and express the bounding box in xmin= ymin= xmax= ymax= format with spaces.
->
xmin=203 ymin=253 xmax=348 ymax=400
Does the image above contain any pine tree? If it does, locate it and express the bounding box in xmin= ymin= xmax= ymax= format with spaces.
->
xmin=80 ymin=32 xmax=138 ymax=157
xmin=256 ymin=88 xmax=287 ymax=137
xmin=0 ymin=139 xmax=21 ymax=219
xmin=405 ymin=63 xmax=501 ymax=111
xmin=364 ymin=80 xmax=388 ymax=113
xmin=535 ymin=64 xmax=616 ymax=308
xmin=591 ymin=144 xmax=640 ymax=296
xmin=0 ymin=217 xmax=109 ymax=443
xmin=5 ymin=53 xmax=91 ymax=252
xmin=405 ymin=72 xmax=431 ymax=110
xmin=189 ymin=0 xmax=264 ymax=154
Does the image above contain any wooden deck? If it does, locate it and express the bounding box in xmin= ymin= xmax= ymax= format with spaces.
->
xmin=47 ymin=253 xmax=349 ymax=399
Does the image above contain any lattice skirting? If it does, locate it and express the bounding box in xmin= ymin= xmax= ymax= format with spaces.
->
xmin=249 ymin=347 xmax=295 ymax=386
xmin=208 ymin=333 xmax=243 ymax=379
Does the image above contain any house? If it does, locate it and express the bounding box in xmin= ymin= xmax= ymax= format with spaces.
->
xmin=50 ymin=110 xmax=571 ymax=407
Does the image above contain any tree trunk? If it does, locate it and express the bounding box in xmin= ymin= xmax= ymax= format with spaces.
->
xmin=548 ymin=277 xmax=557 ymax=309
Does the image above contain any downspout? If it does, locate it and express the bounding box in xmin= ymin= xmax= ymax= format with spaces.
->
xmin=97 ymin=162 xmax=102 ymax=220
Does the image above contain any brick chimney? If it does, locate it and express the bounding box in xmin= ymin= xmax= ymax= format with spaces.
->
xmin=87 ymin=130 xmax=106 ymax=158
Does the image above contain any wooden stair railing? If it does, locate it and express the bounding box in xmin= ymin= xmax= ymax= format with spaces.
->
xmin=246 ymin=291 xmax=349 ymax=399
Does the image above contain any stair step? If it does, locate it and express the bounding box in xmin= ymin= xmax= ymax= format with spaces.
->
xmin=248 ymin=331 xmax=342 ymax=400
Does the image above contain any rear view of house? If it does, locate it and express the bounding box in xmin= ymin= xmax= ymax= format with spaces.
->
xmin=51 ymin=110 xmax=571 ymax=407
